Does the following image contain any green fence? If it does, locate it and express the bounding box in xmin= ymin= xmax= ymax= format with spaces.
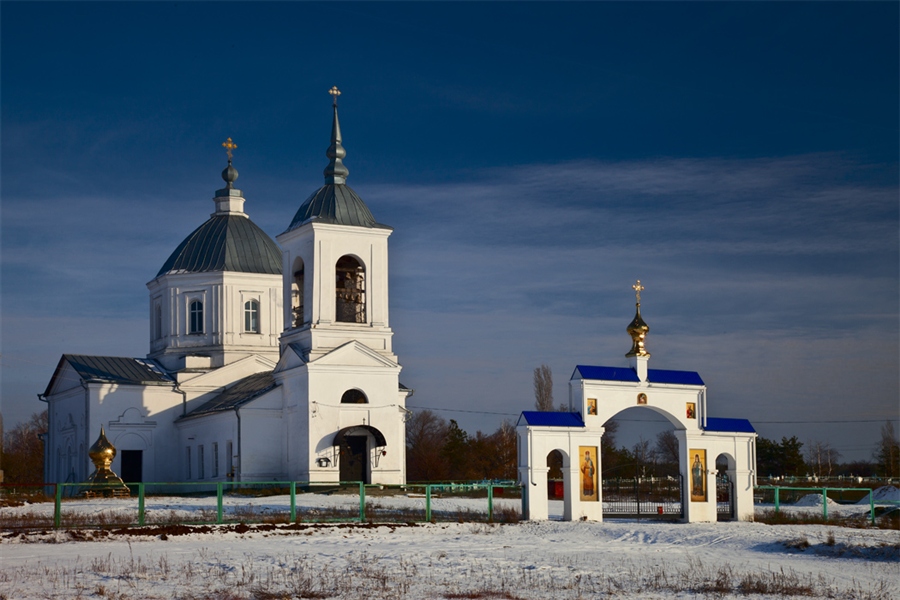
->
xmin=755 ymin=486 xmax=878 ymax=524
xmin=0 ymin=481 xmax=522 ymax=529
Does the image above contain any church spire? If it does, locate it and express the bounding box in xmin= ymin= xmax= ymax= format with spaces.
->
xmin=626 ymin=280 xmax=650 ymax=358
xmin=324 ymin=86 xmax=349 ymax=185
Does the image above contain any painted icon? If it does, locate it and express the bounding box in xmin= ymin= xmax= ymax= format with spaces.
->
xmin=587 ymin=398 xmax=597 ymax=415
xmin=579 ymin=446 xmax=598 ymax=501
xmin=690 ymin=449 xmax=707 ymax=502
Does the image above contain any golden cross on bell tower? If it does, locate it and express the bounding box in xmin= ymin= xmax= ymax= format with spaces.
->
xmin=329 ymin=85 xmax=341 ymax=106
xmin=632 ymin=280 xmax=645 ymax=304
xmin=222 ymin=137 xmax=237 ymax=162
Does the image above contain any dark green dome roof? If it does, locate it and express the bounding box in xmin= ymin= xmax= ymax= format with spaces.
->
xmin=286 ymin=184 xmax=390 ymax=231
xmin=157 ymin=214 xmax=282 ymax=277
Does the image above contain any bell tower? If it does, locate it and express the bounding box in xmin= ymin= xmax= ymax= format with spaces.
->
xmin=275 ymin=88 xmax=407 ymax=486
xmin=277 ymin=87 xmax=396 ymax=362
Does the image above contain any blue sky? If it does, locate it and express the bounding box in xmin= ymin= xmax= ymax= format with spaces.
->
xmin=2 ymin=2 xmax=897 ymax=462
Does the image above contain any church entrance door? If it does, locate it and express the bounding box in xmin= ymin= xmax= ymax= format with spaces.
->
xmin=121 ymin=450 xmax=143 ymax=483
xmin=340 ymin=437 xmax=368 ymax=484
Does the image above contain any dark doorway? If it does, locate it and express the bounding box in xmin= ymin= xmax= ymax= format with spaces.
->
xmin=339 ymin=437 xmax=368 ymax=484
xmin=121 ymin=450 xmax=143 ymax=483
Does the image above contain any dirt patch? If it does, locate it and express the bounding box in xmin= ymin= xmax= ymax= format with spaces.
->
xmin=7 ymin=520 xmax=419 ymax=542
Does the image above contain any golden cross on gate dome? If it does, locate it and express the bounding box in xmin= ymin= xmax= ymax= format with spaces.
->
xmin=222 ymin=137 xmax=237 ymax=162
xmin=329 ymin=86 xmax=341 ymax=106
xmin=633 ymin=280 xmax=645 ymax=304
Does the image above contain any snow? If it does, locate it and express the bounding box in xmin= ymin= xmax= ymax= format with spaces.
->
xmin=857 ymin=485 xmax=900 ymax=505
xmin=793 ymin=493 xmax=841 ymax=507
xmin=1 ymin=494 xmax=897 ymax=599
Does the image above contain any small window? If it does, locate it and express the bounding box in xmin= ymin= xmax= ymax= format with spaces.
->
xmin=244 ymin=300 xmax=260 ymax=333
xmin=212 ymin=443 xmax=219 ymax=478
xmin=189 ymin=300 xmax=204 ymax=334
xmin=186 ymin=447 xmax=192 ymax=479
xmin=341 ymin=389 xmax=368 ymax=404
xmin=198 ymin=445 xmax=205 ymax=479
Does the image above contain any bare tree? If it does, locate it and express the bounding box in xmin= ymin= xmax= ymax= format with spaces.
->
xmin=806 ymin=439 xmax=842 ymax=477
xmin=533 ymin=365 xmax=554 ymax=411
xmin=2 ymin=410 xmax=47 ymax=484
xmin=406 ymin=410 xmax=449 ymax=481
xmin=653 ymin=430 xmax=680 ymax=467
xmin=875 ymin=420 xmax=900 ymax=478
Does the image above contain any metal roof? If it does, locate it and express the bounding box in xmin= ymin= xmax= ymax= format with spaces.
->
xmin=704 ymin=417 xmax=756 ymax=433
xmin=647 ymin=369 xmax=705 ymax=386
xmin=573 ymin=365 xmax=704 ymax=386
xmin=285 ymin=184 xmax=391 ymax=231
xmin=157 ymin=214 xmax=282 ymax=277
xmin=44 ymin=355 xmax=173 ymax=395
xmin=181 ymin=371 xmax=277 ymax=419
xmin=518 ymin=411 xmax=586 ymax=428
xmin=573 ymin=365 xmax=640 ymax=382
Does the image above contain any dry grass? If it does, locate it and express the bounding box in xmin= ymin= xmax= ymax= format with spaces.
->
xmin=0 ymin=544 xmax=895 ymax=599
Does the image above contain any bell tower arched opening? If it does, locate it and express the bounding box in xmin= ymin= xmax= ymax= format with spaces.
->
xmin=336 ymin=255 xmax=366 ymax=323
xmin=291 ymin=257 xmax=305 ymax=328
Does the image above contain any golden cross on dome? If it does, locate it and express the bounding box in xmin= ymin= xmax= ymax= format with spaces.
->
xmin=632 ymin=280 xmax=645 ymax=304
xmin=222 ymin=137 xmax=237 ymax=162
xmin=329 ymin=85 xmax=341 ymax=106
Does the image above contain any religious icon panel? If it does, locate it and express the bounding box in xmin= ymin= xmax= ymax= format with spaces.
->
xmin=686 ymin=402 xmax=696 ymax=419
xmin=579 ymin=446 xmax=598 ymax=501
xmin=690 ymin=449 xmax=707 ymax=502
xmin=587 ymin=398 xmax=597 ymax=415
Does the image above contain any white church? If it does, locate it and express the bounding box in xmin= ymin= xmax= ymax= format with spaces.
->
xmin=41 ymin=89 xmax=411 ymax=487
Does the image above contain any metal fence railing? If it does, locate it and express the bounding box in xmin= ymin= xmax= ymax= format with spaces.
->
xmin=0 ymin=481 xmax=523 ymax=529
xmin=754 ymin=486 xmax=883 ymax=524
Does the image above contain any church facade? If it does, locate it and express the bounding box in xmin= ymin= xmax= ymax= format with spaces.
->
xmin=41 ymin=92 xmax=410 ymax=487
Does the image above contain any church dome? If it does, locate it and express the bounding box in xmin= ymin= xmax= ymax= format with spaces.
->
xmin=287 ymin=183 xmax=378 ymax=229
xmin=157 ymin=214 xmax=282 ymax=277
xmin=285 ymin=88 xmax=389 ymax=233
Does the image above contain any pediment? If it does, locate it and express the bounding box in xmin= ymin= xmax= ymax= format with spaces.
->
xmin=44 ymin=359 xmax=84 ymax=397
xmin=273 ymin=342 xmax=309 ymax=374
xmin=180 ymin=354 xmax=276 ymax=391
xmin=310 ymin=341 xmax=399 ymax=369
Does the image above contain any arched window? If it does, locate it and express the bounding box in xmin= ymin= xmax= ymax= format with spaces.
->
xmin=292 ymin=258 xmax=305 ymax=328
xmin=154 ymin=303 xmax=162 ymax=340
xmin=244 ymin=299 xmax=260 ymax=333
xmin=341 ymin=389 xmax=368 ymax=404
xmin=336 ymin=255 xmax=366 ymax=323
xmin=189 ymin=300 xmax=204 ymax=334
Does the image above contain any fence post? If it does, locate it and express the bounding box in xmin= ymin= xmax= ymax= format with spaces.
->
xmin=487 ymin=485 xmax=494 ymax=522
xmin=359 ymin=482 xmax=366 ymax=522
xmin=138 ymin=483 xmax=145 ymax=527
xmin=426 ymin=485 xmax=432 ymax=522
xmin=217 ymin=482 xmax=223 ymax=524
xmin=822 ymin=487 xmax=828 ymax=521
xmin=774 ymin=487 xmax=780 ymax=514
xmin=869 ymin=488 xmax=875 ymax=525
xmin=290 ymin=482 xmax=297 ymax=523
xmin=54 ymin=483 xmax=62 ymax=529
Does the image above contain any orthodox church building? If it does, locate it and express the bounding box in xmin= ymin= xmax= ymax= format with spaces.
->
xmin=41 ymin=90 xmax=410 ymax=487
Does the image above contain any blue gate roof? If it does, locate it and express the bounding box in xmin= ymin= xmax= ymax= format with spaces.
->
xmin=574 ymin=365 xmax=704 ymax=386
xmin=704 ymin=417 xmax=756 ymax=433
xmin=518 ymin=411 xmax=585 ymax=428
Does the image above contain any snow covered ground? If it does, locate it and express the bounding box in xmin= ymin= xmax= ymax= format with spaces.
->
xmin=1 ymin=491 xmax=898 ymax=599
